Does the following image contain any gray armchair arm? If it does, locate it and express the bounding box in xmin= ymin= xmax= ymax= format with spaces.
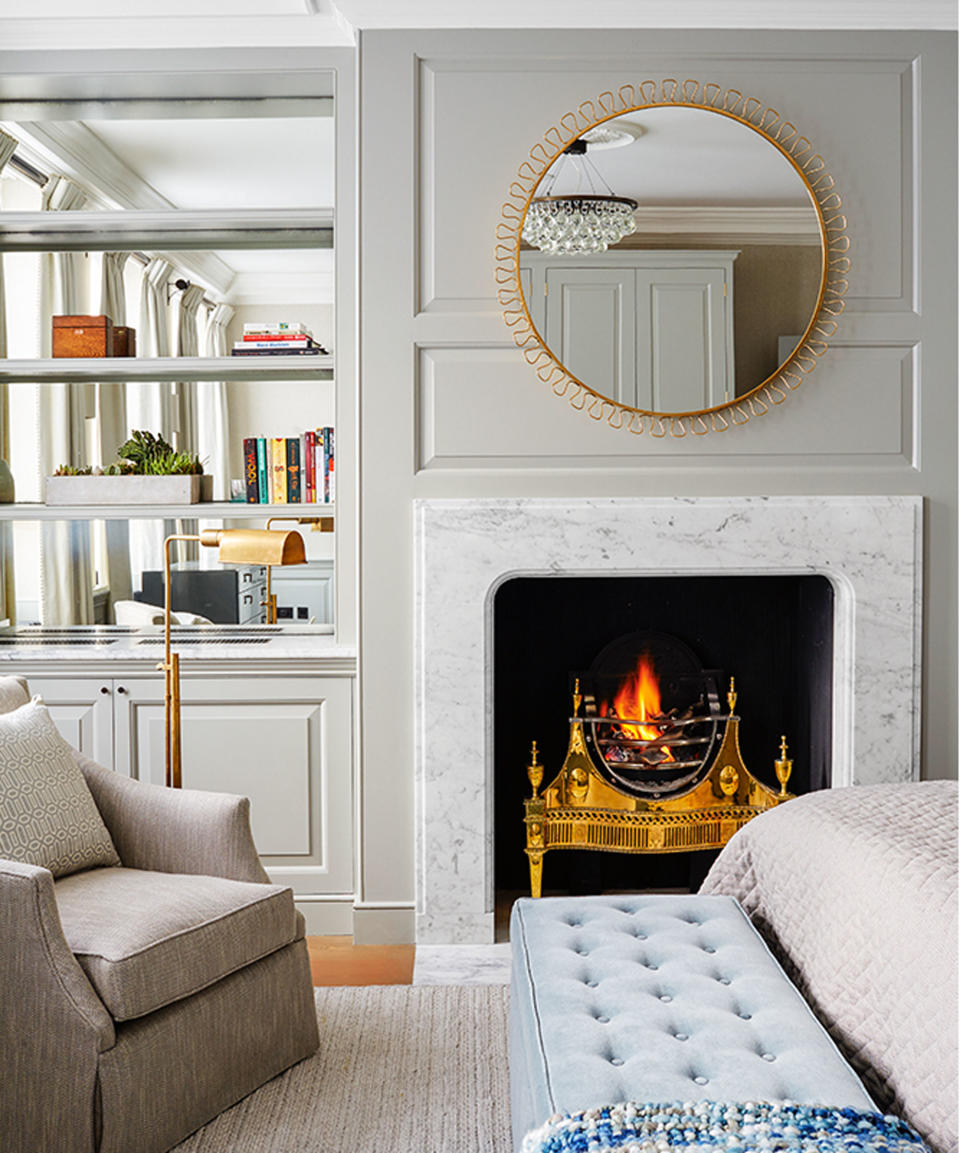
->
xmin=0 ymin=859 xmax=115 ymax=1153
xmin=76 ymin=752 xmax=270 ymax=883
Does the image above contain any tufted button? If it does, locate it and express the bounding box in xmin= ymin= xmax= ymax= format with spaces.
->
xmin=761 ymin=1053 xmax=776 ymax=1062
xmin=596 ymin=1015 xmax=610 ymax=1024
xmin=659 ymin=994 xmax=673 ymax=1003
xmin=646 ymin=964 xmax=659 ymax=971
xmin=576 ymin=948 xmax=589 ymax=956
xmin=674 ymin=1032 xmax=689 ymax=1041
xmin=585 ymin=980 xmax=598 ymax=988
xmin=717 ymin=977 xmax=731 ymax=985
xmin=610 ymin=1056 xmax=624 ymax=1066
xmin=703 ymin=946 xmax=716 ymax=954
xmin=693 ymin=1075 xmax=708 ymax=1085
xmin=739 ymin=1012 xmax=752 ymax=1020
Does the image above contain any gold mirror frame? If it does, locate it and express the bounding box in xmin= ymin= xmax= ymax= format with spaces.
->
xmin=495 ymin=80 xmax=850 ymax=437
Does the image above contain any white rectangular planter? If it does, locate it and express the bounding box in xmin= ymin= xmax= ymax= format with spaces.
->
xmin=45 ymin=474 xmax=214 ymax=506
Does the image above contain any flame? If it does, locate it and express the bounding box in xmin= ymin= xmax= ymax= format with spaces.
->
xmin=610 ymin=654 xmax=674 ymax=761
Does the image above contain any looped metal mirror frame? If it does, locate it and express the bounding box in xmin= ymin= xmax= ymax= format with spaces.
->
xmin=495 ymin=80 xmax=850 ymax=437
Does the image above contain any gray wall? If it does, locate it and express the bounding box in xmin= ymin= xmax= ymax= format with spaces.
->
xmin=357 ymin=29 xmax=957 ymax=942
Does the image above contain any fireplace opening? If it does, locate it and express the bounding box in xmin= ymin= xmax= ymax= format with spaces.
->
xmin=493 ymin=574 xmax=834 ymax=915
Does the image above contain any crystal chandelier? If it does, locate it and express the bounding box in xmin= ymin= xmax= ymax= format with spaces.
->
xmin=522 ymin=138 xmax=638 ymax=255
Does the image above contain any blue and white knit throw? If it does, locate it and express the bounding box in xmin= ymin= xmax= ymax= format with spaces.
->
xmin=521 ymin=1101 xmax=930 ymax=1153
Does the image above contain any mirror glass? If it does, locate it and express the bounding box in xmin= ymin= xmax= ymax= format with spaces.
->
xmin=518 ymin=106 xmax=824 ymax=416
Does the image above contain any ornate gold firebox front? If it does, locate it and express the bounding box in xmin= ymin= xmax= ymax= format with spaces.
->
xmin=523 ymin=679 xmax=793 ymax=898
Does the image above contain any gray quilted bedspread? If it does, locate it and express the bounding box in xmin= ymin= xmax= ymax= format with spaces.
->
xmin=701 ymin=780 xmax=958 ymax=1153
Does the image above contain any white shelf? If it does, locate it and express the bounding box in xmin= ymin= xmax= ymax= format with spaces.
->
xmin=0 ymin=209 xmax=333 ymax=252
xmin=0 ymin=355 xmax=334 ymax=383
xmin=0 ymin=502 xmax=336 ymax=521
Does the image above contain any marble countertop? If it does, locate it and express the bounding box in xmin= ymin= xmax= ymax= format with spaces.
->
xmin=0 ymin=626 xmax=356 ymax=663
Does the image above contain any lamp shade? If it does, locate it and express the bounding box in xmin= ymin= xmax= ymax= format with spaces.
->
xmin=198 ymin=528 xmax=306 ymax=566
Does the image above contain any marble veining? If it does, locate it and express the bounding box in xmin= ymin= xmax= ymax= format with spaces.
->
xmin=414 ymin=496 xmax=922 ymax=945
xmin=413 ymin=944 xmax=511 ymax=986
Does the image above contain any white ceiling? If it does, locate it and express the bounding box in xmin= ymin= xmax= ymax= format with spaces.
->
xmin=557 ymin=108 xmax=815 ymax=208
xmin=85 ymin=117 xmax=334 ymax=210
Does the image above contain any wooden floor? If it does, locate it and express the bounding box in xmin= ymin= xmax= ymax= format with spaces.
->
xmin=306 ymin=936 xmax=415 ymax=986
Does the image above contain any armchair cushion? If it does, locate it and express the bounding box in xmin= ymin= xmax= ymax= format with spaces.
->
xmin=54 ymin=866 xmax=301 ymax=1021
xmin=0 ymin=699 xmax=120 ymax=878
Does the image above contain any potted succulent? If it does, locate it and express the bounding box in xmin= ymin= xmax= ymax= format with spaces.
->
xmin=45 ymin=431 xmax=213 ymax=505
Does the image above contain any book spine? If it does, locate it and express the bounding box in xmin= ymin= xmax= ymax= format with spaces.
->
xmin=241 ymin=333 xmax=312 ymax=343
xmin=304 ymin=430 xmax=316 ymax=504
xmin=256 ymin=438 xmax=268 ymax=504
xmin=243 ymin=322 xmax=308 ymax=334
xmin=236 ymin=338 xmax=313 ymax=349
xmin=230 ymin=347 xmax=323 ymax=356
xmin=271 ymin=437 xmax=287 ymax=504
xmin=286 ymin=437 xmax=302 ymax=504
xmin=243 ymin=438 xmax=259 ymax=503
xmin=321 ymin=427 xmax=329 ymax=503
xmin=327 ymin=427 xmax=335 ymax=505
xmin=299 ymin=434 xmax=307 ymax=502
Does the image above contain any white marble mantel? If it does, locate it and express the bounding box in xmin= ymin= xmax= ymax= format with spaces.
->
xmin=414 ymin=495 xmax=922 ymax=944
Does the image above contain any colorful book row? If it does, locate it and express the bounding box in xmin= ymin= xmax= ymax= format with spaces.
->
xmin=242 ymin=430 xmax=334 ymax=504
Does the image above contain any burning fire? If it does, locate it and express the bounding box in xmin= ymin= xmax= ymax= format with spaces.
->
xmin=604 ymin=654 xmax=674 ymax=762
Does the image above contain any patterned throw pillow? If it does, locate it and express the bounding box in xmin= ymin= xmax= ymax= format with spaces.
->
xmin=0 ymin=698 xmax=120 ymax=877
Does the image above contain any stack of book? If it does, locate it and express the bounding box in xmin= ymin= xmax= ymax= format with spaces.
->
xmin=231 ymin=322 xmax=328 ymax=357
xmin=242 ymin=429 xmax=335 ymax=504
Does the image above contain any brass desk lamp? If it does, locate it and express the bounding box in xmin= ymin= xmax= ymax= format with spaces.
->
xmin=262 ymin=515 xmax=333 ymax=623
xmin=159 ymin=528 xmax=306 ymax=788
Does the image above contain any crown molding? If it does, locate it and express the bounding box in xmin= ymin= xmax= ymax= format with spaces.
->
xmin=332 ymin=0 xmax=957 ymax=30
xmin=0 ymin=14 xmax=353 ymax=51
xmin=630 ymin=205 xmax=822 ymax=244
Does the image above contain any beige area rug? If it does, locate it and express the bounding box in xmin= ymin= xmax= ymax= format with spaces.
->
xmin=172 ymin=985 xmax=512 ymax=1153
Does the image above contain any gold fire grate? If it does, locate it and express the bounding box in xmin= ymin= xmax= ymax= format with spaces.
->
xmin=523 ymin=680 xmax=793 ymax=897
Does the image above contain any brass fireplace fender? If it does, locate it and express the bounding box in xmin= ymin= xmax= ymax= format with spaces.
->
xmin=523 ymin=681 xmax=793 ymax=898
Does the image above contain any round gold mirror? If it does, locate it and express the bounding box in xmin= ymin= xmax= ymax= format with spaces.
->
xmin=496 ymin=81 xmax=849 ymax=436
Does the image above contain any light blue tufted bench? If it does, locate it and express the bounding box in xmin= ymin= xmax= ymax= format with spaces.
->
xmin=509 ymin=893 xmax=875 ymax=1151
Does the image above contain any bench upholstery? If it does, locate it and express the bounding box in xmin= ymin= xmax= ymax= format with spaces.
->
xmin=510 ymin=893 xmax=873 ymax=1148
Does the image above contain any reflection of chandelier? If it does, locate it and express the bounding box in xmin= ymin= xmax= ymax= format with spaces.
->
xmin=523 ymin=194 xmax=638 ymax=254
xmin=522 ymin=138 xmax=638 ymax=254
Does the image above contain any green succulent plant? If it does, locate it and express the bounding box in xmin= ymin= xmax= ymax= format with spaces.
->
xmin=117 ymin=431 xmax=203 ymax=476
xmin=54 ymin=431 xmax=203 ymax=477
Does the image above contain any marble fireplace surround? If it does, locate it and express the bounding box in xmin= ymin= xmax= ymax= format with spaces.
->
xmin=414 ymin=496 xmax=922 ymax=945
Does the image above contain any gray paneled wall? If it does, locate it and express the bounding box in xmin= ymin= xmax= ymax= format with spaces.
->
xmin=358 ymin=29 xmax=957 ymax=942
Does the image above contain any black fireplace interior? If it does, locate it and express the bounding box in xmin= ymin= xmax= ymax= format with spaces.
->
xmin=494 ymin=574 xmax=834 ymax=899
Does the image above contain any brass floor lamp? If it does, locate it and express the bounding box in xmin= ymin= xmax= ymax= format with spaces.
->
xmin=160 ymin=528 xmax=306 ymax=788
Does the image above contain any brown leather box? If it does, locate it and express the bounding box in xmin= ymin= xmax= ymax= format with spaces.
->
xmin=113 ymin=326 xmax=136 ymax=357
xmin=52 ymin=314 xmax=114 ymax=358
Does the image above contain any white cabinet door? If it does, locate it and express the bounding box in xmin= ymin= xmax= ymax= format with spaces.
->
xmin=115 ymin=674 xmax=354 ymax=897
xmin=29 ymin=676 xmax=115 ymax=767
xmin=545 ymin=266 xmax=637 ymax=405
xmin=636 ymin=266 xmax=730 ymax=411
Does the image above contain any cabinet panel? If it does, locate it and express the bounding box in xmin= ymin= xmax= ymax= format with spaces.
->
xmin=115 ymin=674 xmax=354 ymax=895
xmin=29 ymin=676 xmax=114 ymax=767
xmin=640 ymin=268 xmax=729 ymax=410
xmin=545 ymin=267 xmax=636 ymax=406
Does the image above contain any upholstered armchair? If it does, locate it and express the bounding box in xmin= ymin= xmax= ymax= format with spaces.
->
xmin=0 ymin=678 xmax=319 ymax=1153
